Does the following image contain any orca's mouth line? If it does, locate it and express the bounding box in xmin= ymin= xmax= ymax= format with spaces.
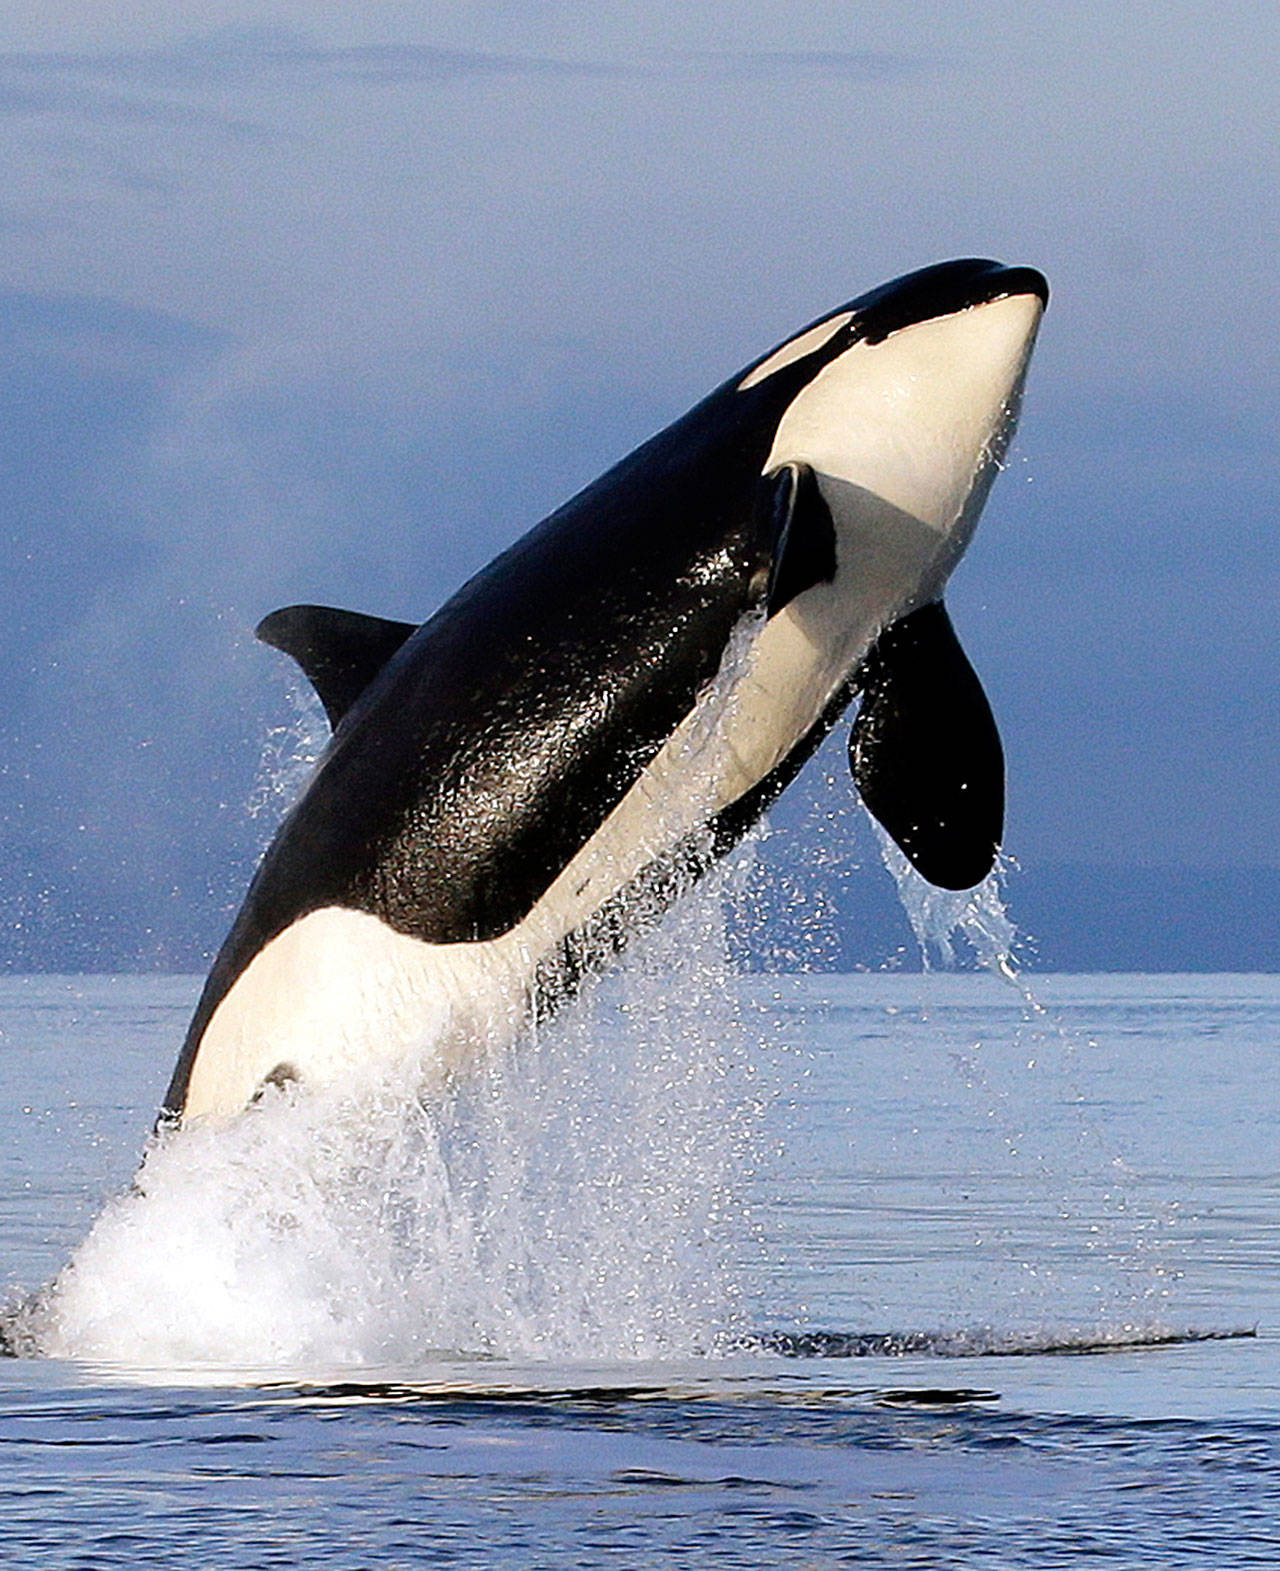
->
xmin=850 ymin=258 xmax=1049 ymax=346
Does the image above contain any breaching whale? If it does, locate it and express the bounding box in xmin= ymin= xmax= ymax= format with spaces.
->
xmin=163 ymin=258 xmax=1047 ymax=1124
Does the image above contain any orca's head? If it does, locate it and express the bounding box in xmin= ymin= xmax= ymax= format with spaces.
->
xmin=738 ymin=259 xmax=1048 ymax=606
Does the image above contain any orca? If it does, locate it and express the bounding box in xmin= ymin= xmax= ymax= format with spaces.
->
xmin=163 ymin=258 xmax=1047 ymax=1124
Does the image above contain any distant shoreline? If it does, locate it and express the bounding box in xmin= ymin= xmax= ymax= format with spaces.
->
xmin=3 ymin=858 xmax=1278 ymax=975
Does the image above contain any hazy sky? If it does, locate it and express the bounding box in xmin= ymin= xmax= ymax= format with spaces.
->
xmin=0 ymin=3 xmax=1277 ymax=962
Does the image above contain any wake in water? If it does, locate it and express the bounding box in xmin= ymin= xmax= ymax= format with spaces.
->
xmin=754 ymin=1326 xmax=1257 ymax=1359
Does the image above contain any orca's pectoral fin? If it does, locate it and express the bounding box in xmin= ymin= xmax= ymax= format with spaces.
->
xmin=849 ymin=601 xmax=1004 ymax=890
xmin=755 ymin=462 xmax=838 ymax=616
xmin=256 ymin=604 xmax=418 ymax=729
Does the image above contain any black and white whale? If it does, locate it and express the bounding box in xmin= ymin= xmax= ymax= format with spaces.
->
xmin=163 ymin=258 xmax=1047 ymax=1124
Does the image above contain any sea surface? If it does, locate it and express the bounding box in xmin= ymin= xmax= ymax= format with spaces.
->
xmin=2 ymin=966 xmax=1279 ymax=1567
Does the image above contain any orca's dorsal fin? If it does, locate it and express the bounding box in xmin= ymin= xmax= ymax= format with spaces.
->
xmin=756 ymin=462 xmax=838 ymax=616
xmin=255 ymin=604 xmax=418 ymax=729
xmin=849 ymin=600 xmax=1004 ymax=890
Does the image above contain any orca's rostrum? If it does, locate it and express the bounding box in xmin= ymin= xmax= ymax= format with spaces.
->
xmin=164 ymin=258 xmax=1048 ymax=1124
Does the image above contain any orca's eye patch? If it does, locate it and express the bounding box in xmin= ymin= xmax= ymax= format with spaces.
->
xmin=738 ymin=311 xmax=853 ymax=391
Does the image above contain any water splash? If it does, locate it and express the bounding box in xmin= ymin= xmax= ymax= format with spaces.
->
xmin=727 ymin=749 xmax=868 ymax=974
xmin=33 ymin=867 xmax=763 ymax=1372
xmin=246 ymin=674 xmax=328 ymax=837
xmin=874 ymin=822 xmax=1020 ymax=978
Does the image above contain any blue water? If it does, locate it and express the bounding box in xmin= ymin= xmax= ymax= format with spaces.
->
xmin=3 ymin=970 xmax=1279 ymax=1566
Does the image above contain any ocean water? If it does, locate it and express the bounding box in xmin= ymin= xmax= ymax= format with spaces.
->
xmin=2 ymin=948 xmax=1279 ymax=1566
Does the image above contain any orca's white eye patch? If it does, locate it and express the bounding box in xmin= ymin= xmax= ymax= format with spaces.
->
xmin=738 ymin=311 xmax=854 ymax=391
